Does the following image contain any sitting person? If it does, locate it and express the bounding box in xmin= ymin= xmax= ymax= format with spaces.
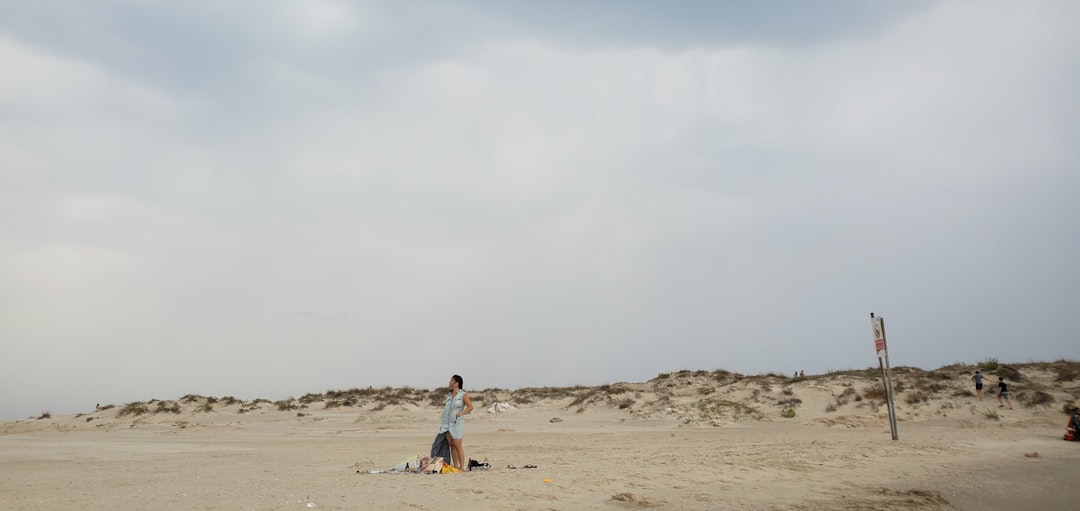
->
xmin=1067 ymin=407 xmax=1080 ymax=441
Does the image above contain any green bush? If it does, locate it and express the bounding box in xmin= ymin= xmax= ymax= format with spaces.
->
xmin=977 ymin=358 xmax=999 ymax=371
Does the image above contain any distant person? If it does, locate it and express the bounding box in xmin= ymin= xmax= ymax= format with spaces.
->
xmin=799 ymin=370 xmax=805 ymax=378
xmin=1066 ymin=407 xmax=1079 ymax=441
xmin=971 ymin=371 xmax=985 ymax=401
xmin=438 ymin=374 xmax=474 ymax=471
xmin=997 ymin=377 xmax=1013 ymax=410
xmin=95 ymin=403 xmax=101 ymax=411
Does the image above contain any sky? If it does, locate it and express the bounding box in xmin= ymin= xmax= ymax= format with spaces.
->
xmin=1 ymin=1 xmax=1078 ymax=421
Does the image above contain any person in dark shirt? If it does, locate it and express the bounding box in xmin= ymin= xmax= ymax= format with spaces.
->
xmin=997 ymin=377 xmax=1013 ymax=410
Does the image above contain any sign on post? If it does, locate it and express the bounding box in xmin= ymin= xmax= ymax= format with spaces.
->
xmin=872 ymin=317 xmax=886 ymax=358
xmin=870 ymin=313 xmax=899 ymax=441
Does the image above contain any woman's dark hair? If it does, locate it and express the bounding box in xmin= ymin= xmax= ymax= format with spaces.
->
xmin=452 ymin=374 xmax=464 ymax=390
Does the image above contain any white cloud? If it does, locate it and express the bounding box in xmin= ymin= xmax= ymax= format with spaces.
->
xmin=1 ymin=2 xmax=1077 ymax=420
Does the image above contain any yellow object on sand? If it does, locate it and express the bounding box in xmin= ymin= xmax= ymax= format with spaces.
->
xmin=440 ymin=465 xmax=462 ymax=474
xmin=544 ymin=478 xmax=552 ymax=484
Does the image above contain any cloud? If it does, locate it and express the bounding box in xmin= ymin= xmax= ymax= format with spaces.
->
xmin=0 ymin=1 xmax=1077 ymax=420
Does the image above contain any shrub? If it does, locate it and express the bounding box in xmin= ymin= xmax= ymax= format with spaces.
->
xmin=118 ymin=402 xmax=149 ymax=417
xmin=925 ymin=370 xmax=954 ymax=381
xmin=37 ymin=411 xmax=51 ymax=420
xmin=776 ymin=398 xmax=802 ymax=408
xmin=905 ymin=392 xmax=929 ymax=405
xmin=915 ymin=380 xmax=946 ymax=393
xmin=568 ymin=389 xmax=601 ymax=409
xmin=599 ymin=384 xmax=631 ymax=395
xmin=982 ymin=408 xmax=1000 ymax=420
xmin=276 ymin=400 xmax=299 ymax=411
xmin=996 ymin=365 xmax=1024 ymax=382
xmin=711 ymin=369 xmax=736 ymax=382
xmin=835 ymin=387 xmax=858 ymax=406
xmin=825 ymin=404 xmax=837 ymax=413
xmin=781 ymin=408 xmax=796 ymax=418
xmin=616 ymin=398 xmax=635 ymax=409
xmin=1020 ymin=391 xmax=1053 ymax=408
xmin=695 ymin=398 xmax=763 ymax=420
xmin=1054 ymin=363 xmax=1080 ymax=382
xmin=154 ymin=401 xmax=181 ymax=414
xmin=977 ymin=358 xmax=999 ymax=371
xmin=863 ymin=385 xmax=888 ymax=401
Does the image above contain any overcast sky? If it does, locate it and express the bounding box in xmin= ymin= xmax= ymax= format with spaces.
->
xmin=2 ymin=1 xmax=1078 ymax=421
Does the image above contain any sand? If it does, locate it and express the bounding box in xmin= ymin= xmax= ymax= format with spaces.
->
xmin=3 ymin=365 xmax=1079 ymax=510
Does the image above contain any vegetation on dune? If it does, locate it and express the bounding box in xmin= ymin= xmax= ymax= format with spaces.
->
xmin=153 ymin=401 xmax=182 ymax=414
xmin=117 ymin=402 xmax=149 ymax=417
xmin=977 ymin=357 xmax=1000 ymax=371
xmin=34 ymin=359 xmax=1076 ymax=428
xmin=276 ymin=400 xmax=299 ymax=411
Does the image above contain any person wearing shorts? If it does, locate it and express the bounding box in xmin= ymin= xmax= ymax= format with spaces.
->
xmin=971 ymin=371 xmax=985 ymax=401
xmin=997 ymin=377 xmax=1013 ymax=410
xmin=438 ymin=374 xmax=474 ymax=471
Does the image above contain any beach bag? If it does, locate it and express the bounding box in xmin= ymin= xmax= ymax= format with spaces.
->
xmin=1067 ymin=426 xmax=1076 ymax=441
xmin=440 ymin=464 xmax=462 ymax=474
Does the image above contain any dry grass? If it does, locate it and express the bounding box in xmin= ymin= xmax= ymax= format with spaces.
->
xmin=863 ymin=385 xmax=888 ymax=401
xmin=1054 ymin=361 xmax=1080 ymax=382
xmin=1018 ymin=390 xmax=1054 ymax=408
xmin=52 ymin=360 xmax=1077 ymax=428
xmin=834 ymin=387 xmax=859 ymax=407
xmin=692 ymin=398 xmax=763 ymax=422
xmin=776 ymin=398 xmax=802 ymax=408
xmin=117 ymin=402 xmax=149 ymax=417
xmin=153 ymin=401 xmax=181 ymax=414
xmin=995 ymin=365 xmax=1024 ymax=382
xmin=276 ymin=400 xmax=299 ymax=411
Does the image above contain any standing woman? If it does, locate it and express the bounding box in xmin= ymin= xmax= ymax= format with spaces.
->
xmin=439 ymin=374 xmax=474 ymax=470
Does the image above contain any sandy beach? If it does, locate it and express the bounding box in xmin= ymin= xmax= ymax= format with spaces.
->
xmin=3 ymin=363 xmax=1078 ymax=510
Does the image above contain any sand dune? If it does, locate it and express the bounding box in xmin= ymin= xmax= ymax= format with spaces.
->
xmin=2 ymin=361 xmax=1078 ymax=510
